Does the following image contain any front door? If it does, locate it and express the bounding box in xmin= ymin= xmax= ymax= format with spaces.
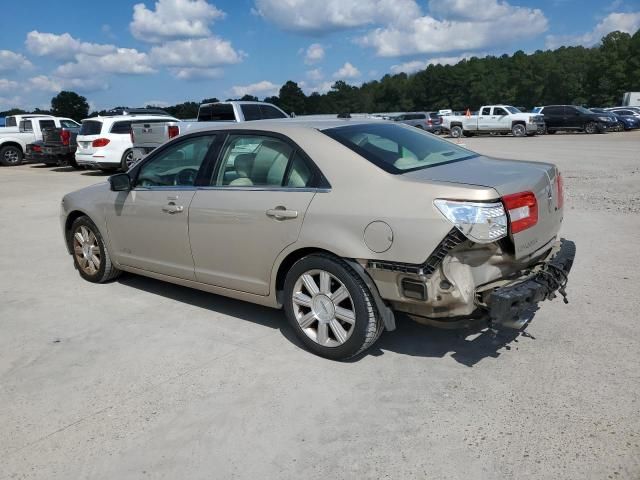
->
xmin=189 ymin=133 xmax=318 ymax=295
xmin=490 ymin=106 xmax=511 ymax=131
xmin=105 ymin=134 xmax=216 ymax=279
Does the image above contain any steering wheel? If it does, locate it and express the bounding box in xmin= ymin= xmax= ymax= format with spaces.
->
xmin=175 ymin=168 xmax=198 ymax=186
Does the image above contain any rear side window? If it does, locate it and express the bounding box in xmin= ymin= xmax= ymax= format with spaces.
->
xmin=39 ymin=119 xmax=56 ymax=130
xmin=241 ymin=104 xmax=262 ymax=121
xmin=6 ymin=117 xmax=16 ymax=127
xmin=260 ymin=105 xmax=287 ymax=119
xmin=198 ymin=104 xmax=235 ymax=121
xmin=543 ymin=106 xmax=562 ymax=115
xmin=481 ymin=107 xmax=491 ymax=115
xmin=79 ymin=120 xmax=103 ymax=135
xmin=110 ymin=121 xmax=132 ymax=134
xmin=20 ymin=120 xmax=33 ymax=132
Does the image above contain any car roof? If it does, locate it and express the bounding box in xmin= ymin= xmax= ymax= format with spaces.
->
xmin=81 ymin=115 xmax=178 ymax=123
xmin=186 ymin=118 xmax=387 ymax=134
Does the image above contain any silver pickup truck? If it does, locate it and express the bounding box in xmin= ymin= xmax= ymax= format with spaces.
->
xmin=131 ymin=101 xmax=289 ymax=163
xmin=442 ymin=105 xmax=545 ymax=138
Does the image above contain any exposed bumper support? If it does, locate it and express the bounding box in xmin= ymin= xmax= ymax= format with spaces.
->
xmin=485 ymin=239 xmax=576 ymax=327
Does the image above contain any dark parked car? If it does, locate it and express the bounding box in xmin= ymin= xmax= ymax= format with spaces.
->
xmin=25 ymin=124 xmax=81 ymax=168
xmin=394 ymin=112 xmax=443 ymax=134
xmin=535 ymin=105 xmax=609 ymax=134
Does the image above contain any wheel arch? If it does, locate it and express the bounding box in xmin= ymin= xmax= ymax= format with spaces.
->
xmin=64 ymin=209 xmax=95 ymax=253
xmin=274 ymin=247 xmax=338 ymax=300
xmin=0 ymin=141 xmax=25 ymax=153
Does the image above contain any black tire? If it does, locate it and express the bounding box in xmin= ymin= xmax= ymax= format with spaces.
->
xmin=546 ymin=129 xmax=556 ymax=134
xmin=0 ymin=145 xmax=24 ymax=166
xmin=70 ymin=216 xmax=121 ymax=283
xmin=511 ymin=123 xmax=526 ymax=137
xmin=462 ymin=131 xmax=474 ymax=137
xmin=283 ymin=253 xmax=383 ymax=360
xmin=584 ymin=122 xmax=597 ymax=134
xmin=450 ymin=126 xmax=463 ymax=138
xmin=120 ymin=149 xmax=134 ymax=172
xmin=68 ymin=156 xmax=82 ymax=170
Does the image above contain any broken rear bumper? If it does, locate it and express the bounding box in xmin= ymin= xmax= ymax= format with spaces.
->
xmin=483 ymin=239 xmax=576 ymax=327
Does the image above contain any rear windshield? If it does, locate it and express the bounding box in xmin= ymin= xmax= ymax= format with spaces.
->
xmin=323 ymin=123 xmax=477 ymax=174
xmin=79 ymin=120 xmax=103 ymax=136
xmin=198 ymin=104 xmax=235 ymax=122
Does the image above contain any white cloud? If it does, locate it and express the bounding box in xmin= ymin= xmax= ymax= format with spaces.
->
xmin=545 ymin=12 xmax=640 ymax=49
xmin=0 ymin=50 xmax=33 ymax=71
xmin=306 ymin=68 xmax=324 ymax=81
xmin=150 ymin=37 xmax=245 ymax=68
xmin=26 ymin=31 xmax=115 ymax=59
xmin=0 ymin=78 xmax=19 ymax=92
xmin=55 ymin=49 xmax=155 ymax=78
xmin=130 ymin=0 xmax=225 ymax=43
xmin=358 ymin=1 xmax=548 ymax=56
xmin=333 ymin=62 xmax=360 ymax=79
xmin=28 ymin=75 xmax=109 ymax=93
xmin=230 ymin=80 xmax=279 ymax=98
xmin=254 ymin=0 xmax=421 ymax=33
xmin=0 ymin=95 xmax=23 ymax=110
xmin=301 ymin=80 xmax=334 ymax=94
xmin=304 ymin=43 xmax=325 ymax=64
xmin=170 ymin=67 xmax=224 ymax=80
xmin=390 ymin=52 xmax=483 ymax=73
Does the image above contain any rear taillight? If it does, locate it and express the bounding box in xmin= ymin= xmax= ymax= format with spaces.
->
xmin=168 ymin=125 xmax=179 ymax=139
xmin=502 ymin=191 xmax=538 ymax=234
xmin=556 ymin=171 xmax=564 ymax=209
xmin=60 ymin=129 xmax=70 ymax=146
xmin=92 ymin=138 xmax=110 ymax=148
xmin=32 ymin=144 xmax=42 ymax=152
xmin=427 ymin=119 xmax=433 ymax=126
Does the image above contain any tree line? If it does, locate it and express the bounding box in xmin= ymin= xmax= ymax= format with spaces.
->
xmin=2 ymin=29 xmax=638 ymax=121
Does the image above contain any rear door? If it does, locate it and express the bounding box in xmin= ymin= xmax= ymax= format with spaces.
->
xmin=189 ymin=132 xmax=317 ymax=295
xmin=542 ymin=106 xmax=562 ymax=129
xmin=76 ymin=120 xmax=103 ymax=156
xmin=478 ymin=107 xmax=492 ymax=130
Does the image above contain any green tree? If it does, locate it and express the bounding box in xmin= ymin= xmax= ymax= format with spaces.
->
xmin=50 ymin=91 xmax=89 ymax=121
xmin=278 ymin=81 xmax=307 ymax=115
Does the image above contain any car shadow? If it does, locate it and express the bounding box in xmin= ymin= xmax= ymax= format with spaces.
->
xmin=81 ymin=170 xmax=112 ymax=176
xmin=117 ymin=273 xmax=535 ymax=365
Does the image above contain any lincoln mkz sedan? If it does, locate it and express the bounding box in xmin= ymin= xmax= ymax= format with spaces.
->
xmin=61 ymin=120 xmax=575 ymax=359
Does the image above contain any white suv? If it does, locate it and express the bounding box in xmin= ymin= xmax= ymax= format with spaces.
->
xmin=76 ymin=112 xmax=178 ymax=171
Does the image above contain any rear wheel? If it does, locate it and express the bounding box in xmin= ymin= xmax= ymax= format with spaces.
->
xmin=546 ymin=128 xmax=556 ymax=134
xmin=67 ymin=156 xmax=82 ymax=170
xmin=511 ymin=123 xmax=526 ymax=137
xmin=450 ymin=126 xmax=463 ymax=138
xmin=584 ymin=122 xmax=597 ymax=134
xmin=0 ymin=145 xmax=23 ymax=166
xmin=120 ymin=149 xmax=134 ymax=171
xmin=283 ymin=254 xmax=383 ymax=360
xmin=70 ymin=216 xmax=121 ymax=283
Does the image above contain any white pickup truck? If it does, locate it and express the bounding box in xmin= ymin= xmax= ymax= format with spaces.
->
xmin=131 ymin=101 xmax=289 ymax=162
xmin=0 ymin=115 xmax=80 ymax=166
xmin=442 ymin=105 xmax=545 ymax=138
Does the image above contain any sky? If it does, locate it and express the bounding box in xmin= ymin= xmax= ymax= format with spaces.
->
xmin=0 ymin=0 xmax=639 ymax=111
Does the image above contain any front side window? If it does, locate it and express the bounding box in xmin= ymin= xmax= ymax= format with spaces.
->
xmin=60 ymin=120 xmax=79 ymax=128
xmin=324 ymin=123 xmax=476 ymax=174
xmin=241 ymin=104 xmax=262 ymax=121
xmin=213 ymin=135 xmax=312 ymax=188
xmin=493 ymin=107 xmax=508 ymax=116
xmin=136 ymin=135 xmax=215 ymax=187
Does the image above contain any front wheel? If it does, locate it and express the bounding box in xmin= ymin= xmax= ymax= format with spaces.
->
xmin=584 ymin=122 xmax=598 ymax=134
xmin=120 ymin=149 xmax=135 ymax=171
xmin=70 ymin=216 xmax=121 ymax=283
xmin=0 ymin=145 xmax=24 ymax=166
xmin=283 ymin=254 xmax=383 ymax=360
xmin=511 ymin=124 xmax=526 ymax=137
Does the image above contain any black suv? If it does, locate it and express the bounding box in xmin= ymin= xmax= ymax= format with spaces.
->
xmin=534 ymin=105 xmax=608 ymax=134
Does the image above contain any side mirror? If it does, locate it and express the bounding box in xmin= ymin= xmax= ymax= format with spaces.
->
xmin=109 ymin=173 xmax=132 ymax=191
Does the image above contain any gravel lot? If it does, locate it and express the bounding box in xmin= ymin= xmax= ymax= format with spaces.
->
xmin=1 ymin=131 xmax=639 ymax=480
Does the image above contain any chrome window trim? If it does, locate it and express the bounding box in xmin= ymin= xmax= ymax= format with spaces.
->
xmin=132 ymin=186 xmax=330 ymax=193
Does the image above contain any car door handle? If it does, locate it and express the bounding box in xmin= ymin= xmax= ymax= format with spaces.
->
xmin=266 ymin=207 xmax=298 ymax=220
xmin=162 ymin=203 xmax=184 ymax=214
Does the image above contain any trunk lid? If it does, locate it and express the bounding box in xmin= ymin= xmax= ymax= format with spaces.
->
xmin=76 ymin=120 xmax=103 ymax=155
xmin=405 ymin=156 xmax=563 ymax=259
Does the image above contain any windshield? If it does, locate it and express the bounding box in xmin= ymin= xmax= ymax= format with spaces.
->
xmin=576 ymin=106 xmax=593 ymax=114
xmin=323 ymin=123 xmax=477 ymax=174
xmin=505 ymin=106 xmax=522 ymax=114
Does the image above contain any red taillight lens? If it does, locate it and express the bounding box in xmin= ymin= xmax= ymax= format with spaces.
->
xmin=60 ymin=129 xmax=70 ymax=146
xmin=168 ymin=125 xmax=179 ymax=138
xmin=502 ymin=191 xmax=538 ymax=234
xmin=92 ymin=138 xmax=110 ymax=148
xmin=556 ymin=171 xmax=564 ymax=209
xmin=427 ymin=119 xmax=433 ymax=126
xmin=32 ymin=144 xmax=42 ymax=152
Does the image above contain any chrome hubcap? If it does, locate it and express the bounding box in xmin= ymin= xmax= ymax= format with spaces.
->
xmin=292 ymin=269 xmax=355 ymax=347
xmin=4 ymin=149 xmax=19 ymax=163
xmin=73 ymin=226 xmax=101 ymax=275
xmin=125 ymin=151 xmax=134 ymax=168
